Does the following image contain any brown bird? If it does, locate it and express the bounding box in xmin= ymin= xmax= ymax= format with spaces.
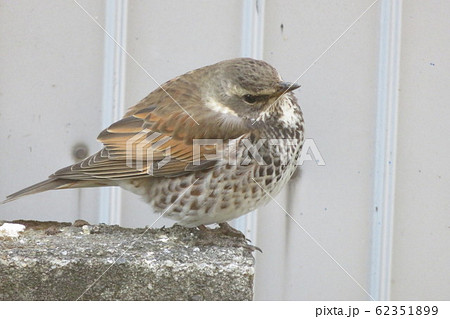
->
xmin=3 ymin=58 xmax=304 ymax=229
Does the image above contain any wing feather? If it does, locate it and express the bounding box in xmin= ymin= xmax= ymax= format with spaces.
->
xmin=52 ymin=70 xmax=252 ymax=181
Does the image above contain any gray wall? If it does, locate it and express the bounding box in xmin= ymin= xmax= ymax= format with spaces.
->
xmin=1 ymin=0 xmax=449 ymax=300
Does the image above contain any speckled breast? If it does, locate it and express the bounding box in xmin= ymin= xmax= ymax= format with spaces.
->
xmin=147 ymin=105 xmax=305 ymax=227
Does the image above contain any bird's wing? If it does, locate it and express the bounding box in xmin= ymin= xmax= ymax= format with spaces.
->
xmin=52 ymin=79 xmax=250 ymax=181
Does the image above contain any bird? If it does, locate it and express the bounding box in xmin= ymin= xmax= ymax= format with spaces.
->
xmin=3 ymin=58 xmax=304 ymax=232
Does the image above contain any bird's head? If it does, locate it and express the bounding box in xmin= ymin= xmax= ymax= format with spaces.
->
xmin=202 ymin=58 xmax=300 ymax=123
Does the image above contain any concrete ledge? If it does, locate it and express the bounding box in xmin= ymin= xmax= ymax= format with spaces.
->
xmin=0 ymin=220 xmax=255 ymax=300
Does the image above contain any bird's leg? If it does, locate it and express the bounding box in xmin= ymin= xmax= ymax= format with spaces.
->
xmin=197 ymin=223 xmax=251 ymax=243
xmin=217 ymin=222 xmax=246 ymax=240
xmin=197 ymin=225 xmax=209 ymax=232
xmin=196 ymin=223 xmax=261 ymax=252
xmin=197 ymin=223 xmax=245 ymax=239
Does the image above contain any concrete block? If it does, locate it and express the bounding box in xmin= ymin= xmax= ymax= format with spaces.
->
xmin=0 ymin=220 xmax=255 ymax=300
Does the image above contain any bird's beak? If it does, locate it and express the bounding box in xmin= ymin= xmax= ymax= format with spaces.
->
xmin=276 ymin=82 xmax=301 ymax=95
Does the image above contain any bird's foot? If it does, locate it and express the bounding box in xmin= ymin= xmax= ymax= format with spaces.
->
xmin=218 ymin=222 xmax=247 ymax=239
xmin=197 ymin=223 xmax=261 ymax=252
xmin=198 ymin=223 xmax=245 ymax=239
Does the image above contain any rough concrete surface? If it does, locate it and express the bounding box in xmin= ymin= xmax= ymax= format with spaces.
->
xmin=0 ymin=220 xmax=255 ymax=300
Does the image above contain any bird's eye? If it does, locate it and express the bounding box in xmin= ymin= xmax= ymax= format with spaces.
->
xmin=243 ymin=94 xmax=257 ymax=104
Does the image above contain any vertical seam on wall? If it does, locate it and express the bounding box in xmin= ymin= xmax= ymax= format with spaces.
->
xmin=233 ymin=0 xmax=266 ymax=244
xmin=370 ymin=0 xmax=403 ymax=301
xmin=99 ymin=0 xmax=128 ymax=224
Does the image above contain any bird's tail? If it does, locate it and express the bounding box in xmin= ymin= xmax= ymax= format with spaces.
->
xmin=2 ymin=178 xmax=110 ymax=204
